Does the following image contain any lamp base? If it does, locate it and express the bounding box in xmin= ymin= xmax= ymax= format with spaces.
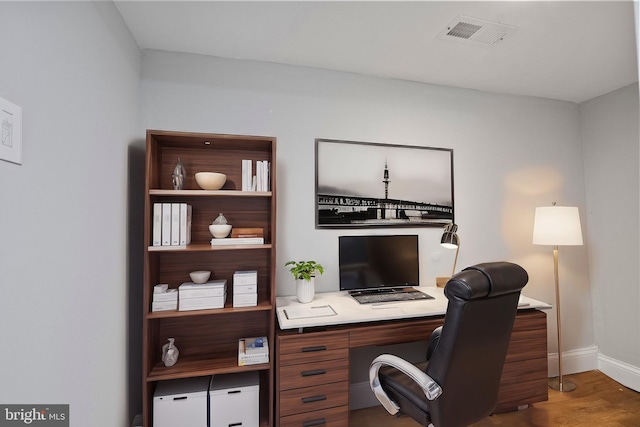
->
xmin=548 ymin=377 xmax=576 ymax=392
xmin=436 ymin=277 xmax=450 ymax=288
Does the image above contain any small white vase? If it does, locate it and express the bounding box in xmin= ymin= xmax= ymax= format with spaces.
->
xmin=296 ymin=277 xmax=315 ymax=303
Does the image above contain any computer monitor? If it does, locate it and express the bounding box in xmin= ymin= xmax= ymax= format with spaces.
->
xmin=338 ymin=234 xmax=419 ymax=293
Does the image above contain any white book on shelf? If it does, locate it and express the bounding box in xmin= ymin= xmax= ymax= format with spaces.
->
xmin=242 ymin=159 xmax=248 ymax=191
xmin=179 ymin=204 xmax=192 ymax=246
xmin=265 ymin=161 xmax=270 ymax=191
xmin=243 ymin=159 xmax=255 ymax=191
xmin=210 ymin=237 xmax=265 ymax=246
xmin=255 ymin=161 xmax=260 ymax=192
xmin=170 ymin=203 xmax=180 ymax=246
xmin=152 ymin=203 xmax=162 ymax=246
xmin=255 ymin=160 xmax=267 ymax=192
xmin=186 ymin=204 xmax=192 ymax=244
xmin=161 ymin=203 xmax=172 ymax=246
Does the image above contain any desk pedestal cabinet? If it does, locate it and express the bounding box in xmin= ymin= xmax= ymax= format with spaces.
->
xmin=276 ymin=309 xmax=547 ymax=426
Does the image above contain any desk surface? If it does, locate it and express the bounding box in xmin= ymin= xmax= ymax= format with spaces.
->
xmin=276 ymin=287 xmax=551 ymax=330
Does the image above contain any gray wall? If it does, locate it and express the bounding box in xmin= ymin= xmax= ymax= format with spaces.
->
xmin=580 ymin=84 xmax=640 ymax=390
xmin=140 ymin=50 xmax=595 ymax=376
xmin=0 ymin=2 xmax=141 ymax=425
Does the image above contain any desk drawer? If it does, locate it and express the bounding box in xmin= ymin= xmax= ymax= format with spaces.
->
xmin=279 ymin=331 xmax=348 ymax=354
xmin=280 ymin=357 xmax=349 ymax=390
xmin=279 ymin=405 xmax=349 ymax=427
xmin=280 ymin=382 xmax=348 ymax=417
xmin=280 ymin=347 xmax=348 ymax=366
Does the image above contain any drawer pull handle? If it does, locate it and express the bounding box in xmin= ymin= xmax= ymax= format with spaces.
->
xmin=301 ymin=369 xmax=326 ymax=377
xmin=228 ymin=424 xmax=242 ymax=427
xmin=301 ymin=345 xmax=327 ymax=352
xmin=301 ymin=395 xmax=327 ymax=404
xmin=303 ymin=418 xmax=326 ymax=427
xmin=227 ymin=390 xmax=241 ymax=394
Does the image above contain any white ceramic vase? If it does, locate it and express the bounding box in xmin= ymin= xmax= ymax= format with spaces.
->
xmin=296 ymin=277 xmax=315 ymax=303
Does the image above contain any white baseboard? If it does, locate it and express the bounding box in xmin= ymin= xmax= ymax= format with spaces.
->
xmin=598 ymin=353 xmax=640 ymax=392
xmin=547 ymin=345 xmax=598 ymax=376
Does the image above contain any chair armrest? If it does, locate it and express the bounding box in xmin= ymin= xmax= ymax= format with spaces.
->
xmin=369 ymin=354 xmax=443 ymax=415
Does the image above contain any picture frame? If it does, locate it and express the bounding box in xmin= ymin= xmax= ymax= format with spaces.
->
xmin=0 ymin=96 xmax=22 ymax=165
xmin=315 ymin=138 xmax=454 ymax=228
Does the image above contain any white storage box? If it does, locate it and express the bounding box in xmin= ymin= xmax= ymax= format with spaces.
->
xmin=233 ymin=293 xmax=257 ymax=307
xmin=234 ymin=283 xmax=257 ymax=294
xmin=153 ymin=376 xmax=210 ymax=427
xmin=233 ymin=270 xmax=258 ymax=286
xmin=179 ymin=294 xmax=226 ymax=311
xmin=209 ymin=372 xmax=260 ymax=427
xmin=179 ymin=280 xmax=227 ymax=298
xmin=153 ymin=288 xmax=178 ymax=302
xmin=152 ymin=300 xmax=178 ymax=312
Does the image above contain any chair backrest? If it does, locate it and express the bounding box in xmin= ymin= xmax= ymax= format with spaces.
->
xmin=425 ymin=261 xmax=528 ymax=427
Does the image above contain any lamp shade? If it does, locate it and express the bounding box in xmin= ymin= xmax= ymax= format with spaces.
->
xmin=441 ymin=224 xmax=459 ymax=249
xmin=533 ymin=206 xmax=583 ymax=246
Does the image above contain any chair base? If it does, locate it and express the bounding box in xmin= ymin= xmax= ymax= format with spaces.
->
xmin=548 ymin=377 xmax=576 ymax=392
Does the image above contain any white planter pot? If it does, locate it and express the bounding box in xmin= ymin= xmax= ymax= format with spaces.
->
xmin=296 ymin=277 xmax=315 ymax=303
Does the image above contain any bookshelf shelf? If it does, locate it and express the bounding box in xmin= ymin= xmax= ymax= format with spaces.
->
xmin=150 ymin=189 xmax=272 ymax=197
xmin=148 ymin=243 xmax=273 ymax=252
xmin=146 ymin=301 xmax=274 ymax=320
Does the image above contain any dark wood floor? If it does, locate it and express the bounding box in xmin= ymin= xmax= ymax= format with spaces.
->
xmin=350 ymin=371 xmax=640 ymax=427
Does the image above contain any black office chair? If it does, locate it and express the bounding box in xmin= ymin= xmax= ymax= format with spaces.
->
xmin=369 ymin=261 xmax=528 ymax=427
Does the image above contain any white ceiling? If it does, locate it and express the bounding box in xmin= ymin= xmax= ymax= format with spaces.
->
xmin=114 ymin=1 xmax=638 ymax=103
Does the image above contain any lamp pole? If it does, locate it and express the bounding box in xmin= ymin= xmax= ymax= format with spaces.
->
xmin=549 ymin=246 xmax=575 ymax=391
xmin=451 ymin=238 xmax=460 ymax=277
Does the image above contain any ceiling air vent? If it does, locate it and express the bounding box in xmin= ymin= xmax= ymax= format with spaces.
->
xmin=437 ymin=15 xmax=518 ymax=46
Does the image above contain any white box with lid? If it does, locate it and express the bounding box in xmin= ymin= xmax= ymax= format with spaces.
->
xmin=209 ymin=371 xmax=260 ymax=427
xmin=179 ymin=279 xmax=227 ymax=298
xmin=233 ymin=270 xmax=258 ymax=286
xmin=153 ymin=376 xmax=210 ymax=427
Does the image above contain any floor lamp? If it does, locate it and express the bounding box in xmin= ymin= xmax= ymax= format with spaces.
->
xmin=533 ymin=203 xmax=583 ymax=392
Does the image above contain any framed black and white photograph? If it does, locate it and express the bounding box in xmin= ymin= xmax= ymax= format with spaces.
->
xmin=315 ymin=138 xmax=454 ymax=228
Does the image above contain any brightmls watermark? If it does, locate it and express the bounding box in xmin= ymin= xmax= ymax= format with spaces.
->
xmin=0 ymin=405 xmax=68 ymax=426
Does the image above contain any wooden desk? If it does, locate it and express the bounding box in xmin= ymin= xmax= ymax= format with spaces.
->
xmin=275 ymin=288 xmax=550 ymax=427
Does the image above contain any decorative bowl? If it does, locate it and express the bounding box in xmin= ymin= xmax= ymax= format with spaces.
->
xmin=209 ymin=224 xmax=232 ymax=239
xmin=195 ymin=172 xmax=226 ymax=190
xmin=189 ymin=270 xmax=211 ymax=284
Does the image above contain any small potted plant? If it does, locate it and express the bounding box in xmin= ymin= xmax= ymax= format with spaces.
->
xmin=285 ymin=260 xmax=324 ymax=303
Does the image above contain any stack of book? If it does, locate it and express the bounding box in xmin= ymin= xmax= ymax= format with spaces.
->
xmin=152 ymin=203 xmax=192 ymax=248
xmin=211 ymin=227 xmax=265 ymax=247
xmin=241 ymin=159 xmax=270 ymax=192
xmin=178 ymin=280 xmax=227 ymax=311
xmin=238 ymin=336 xmax=269 ymax=366
xmin=152 ymin=284 xmax=178 ymax=312
xmin=233 ymin=270 xmax=258 ymax=307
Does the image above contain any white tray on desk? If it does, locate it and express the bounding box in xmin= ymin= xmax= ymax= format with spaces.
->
xmin=276 ymin=286 xmax=551 ymax=331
